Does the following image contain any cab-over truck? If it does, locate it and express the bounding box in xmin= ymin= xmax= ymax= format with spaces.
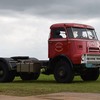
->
xmin=0 ymin=23 xmax=100 ymax=83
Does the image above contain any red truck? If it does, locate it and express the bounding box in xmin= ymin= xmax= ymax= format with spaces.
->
xmin=0 ymin=23 xmax=100 ymax=83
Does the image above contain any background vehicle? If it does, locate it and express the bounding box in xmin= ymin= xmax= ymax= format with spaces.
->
xmin=0 ymin=23 xmax=100 ymax=83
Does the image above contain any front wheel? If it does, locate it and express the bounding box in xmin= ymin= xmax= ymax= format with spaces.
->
xmin=81 ymin=68 xmax=99 ymax=81
xmin=54 ymin=60 xmax=74 ymax=83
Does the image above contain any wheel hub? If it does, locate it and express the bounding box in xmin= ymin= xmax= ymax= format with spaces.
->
xmin=59 ymin=69 xmax=65 ymax=77
xmin=0 ymin=70 xmax=3 ymax=76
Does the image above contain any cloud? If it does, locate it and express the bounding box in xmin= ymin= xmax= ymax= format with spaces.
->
xmin=0 ymin=0 xmax=100 ymax=59
xmin=0 ymin=0 xmax=100 ymax=19
xmin=0 ymin=13 xmax=52 ymax=59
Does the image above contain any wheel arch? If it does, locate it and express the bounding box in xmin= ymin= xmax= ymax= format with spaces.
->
xmin=49 ymin=55 xmax=73 ymax=69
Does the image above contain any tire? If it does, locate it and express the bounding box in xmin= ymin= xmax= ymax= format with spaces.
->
xmin=7 ymin=71 xmax=16 ymax=82
xmin=54 ymin=59 xmax=74 ymax=83
xmin=33 ymin=73 xmax=40 ymax=80
xmin=81 ymin=68 xmax=99 ymax=81
xmin=0 ymin=61 xmax=15 ymax=82
xmin=20 ymin=72 xmax=40 ymax=81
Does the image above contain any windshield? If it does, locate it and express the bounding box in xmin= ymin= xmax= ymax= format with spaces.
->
xmin=67 ymin=27 xmax=98 ymax=40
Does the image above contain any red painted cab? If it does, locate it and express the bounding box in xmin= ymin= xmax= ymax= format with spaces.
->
xmin=49 ymin=23 xmax=100 ymax=65
xmin=47 ymin=23 xmax=100 ymax=83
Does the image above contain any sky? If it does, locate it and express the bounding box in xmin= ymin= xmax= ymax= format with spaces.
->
xmin=0 ymin=0 xmax=100 ymax=59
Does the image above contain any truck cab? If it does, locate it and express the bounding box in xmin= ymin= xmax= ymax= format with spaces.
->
xmin=48 ymin=23 xmax=100 ymax=83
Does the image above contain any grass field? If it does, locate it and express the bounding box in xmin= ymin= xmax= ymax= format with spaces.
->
xmin=0 ymin=74 xmax=100 ymax=96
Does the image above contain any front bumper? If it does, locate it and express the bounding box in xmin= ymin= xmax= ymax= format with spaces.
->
xmin=81 ymin=54 xmax=100 ymax=68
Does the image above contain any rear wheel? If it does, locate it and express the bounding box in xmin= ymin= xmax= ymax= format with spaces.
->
xmin=54 ymin=59 xmax=74 ymax=83
xmin=81 ymin=68 xmax=99 ymax=81
xmin=20 ymin=72 xmax=40 ymax=81
xmin=0 ymin=62 xmax=15 ymax=82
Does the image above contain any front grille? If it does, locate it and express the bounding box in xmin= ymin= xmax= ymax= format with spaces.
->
xmin=81 ymin=54 xmax=100 ymax=68
xmin=89 ymin=47 xmax=99 ymax=52
xmin=85 ymin=54 xmax=100 ymax=64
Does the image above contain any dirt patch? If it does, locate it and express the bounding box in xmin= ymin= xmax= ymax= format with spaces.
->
xmin=39 ymin=92 xmax=100 ymax=100
xmin=0 ymin=92 xmax=100 ymax=100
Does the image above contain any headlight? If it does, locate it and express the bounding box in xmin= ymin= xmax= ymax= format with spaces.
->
xmin=81 ymin=55 xmax=85 ymax=61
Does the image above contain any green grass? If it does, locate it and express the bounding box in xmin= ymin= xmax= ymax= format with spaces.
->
xmin=0 ymin=74 xmax=100 ymax=96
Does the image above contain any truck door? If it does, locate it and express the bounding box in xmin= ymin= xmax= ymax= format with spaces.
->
xmin=48 ymin=27 xmax=68 ymax=58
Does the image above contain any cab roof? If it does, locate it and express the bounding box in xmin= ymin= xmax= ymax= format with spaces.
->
xmin=50 ymin=23 xmax=94 ymax=29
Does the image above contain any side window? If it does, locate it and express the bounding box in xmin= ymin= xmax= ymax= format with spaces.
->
xmin=52 ymin=28 xmax=66 ymax=39
xmin=87 ymin=30 xmax=95 ymax=39
xmin=60 ymin=31 xmax=66 ymax=38
xmin=73 ymin=31 xmax=78 ymax=38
